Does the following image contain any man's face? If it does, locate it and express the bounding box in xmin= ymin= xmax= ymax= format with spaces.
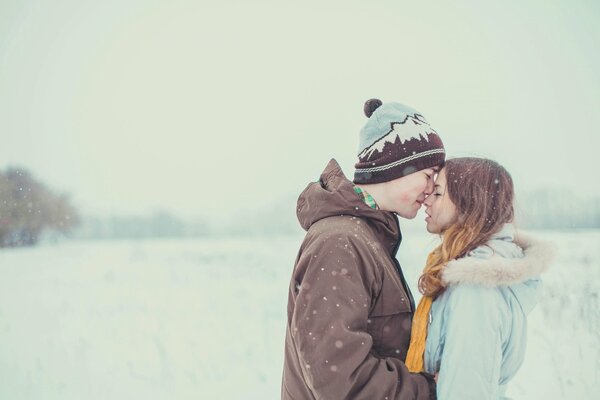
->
xmin=382 ymin=167 xmax=438 ymax=219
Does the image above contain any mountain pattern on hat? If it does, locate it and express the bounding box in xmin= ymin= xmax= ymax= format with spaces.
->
xmin=358 ymin=113 xmax=438 ymax=161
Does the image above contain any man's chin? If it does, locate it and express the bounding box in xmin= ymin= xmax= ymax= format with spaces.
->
xmin=395 ymin=210 xmax=418 ymax=219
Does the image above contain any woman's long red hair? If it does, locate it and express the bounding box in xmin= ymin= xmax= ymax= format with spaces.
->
xmin=418 ymin=157 xmax=515 ymax=298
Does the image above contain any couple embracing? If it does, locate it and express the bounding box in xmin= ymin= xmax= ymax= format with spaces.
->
xmin=281 ymin=99 xmax=553 ymax=399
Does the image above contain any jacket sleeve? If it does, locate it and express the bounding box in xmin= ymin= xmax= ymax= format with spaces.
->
xmin=290 ymin=236 xmax=435 ymax=400
xmin=436 ymin=285 xmax=503 ymax=400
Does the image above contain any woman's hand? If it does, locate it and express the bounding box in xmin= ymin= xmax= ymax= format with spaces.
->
xmin=434 ymin=373 xmax=439 ymax=383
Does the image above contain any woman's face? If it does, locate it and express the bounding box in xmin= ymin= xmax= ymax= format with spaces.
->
xmin=423 ymin=168 xmax=458 ymax=233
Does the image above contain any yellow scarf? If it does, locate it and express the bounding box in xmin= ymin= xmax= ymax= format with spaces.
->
xmin=405 ymin=295 xmax=433 ymax=372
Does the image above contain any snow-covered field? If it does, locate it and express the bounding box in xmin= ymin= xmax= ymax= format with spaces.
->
xmin=0 ymin=230 xmax=598 ymax=399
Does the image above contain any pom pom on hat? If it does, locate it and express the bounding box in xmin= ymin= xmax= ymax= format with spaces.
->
xmin=364 ymin=98 xmax=383 ymax=118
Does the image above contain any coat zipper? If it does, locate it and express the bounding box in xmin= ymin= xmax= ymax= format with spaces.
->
xmin=391 ymin=217 xmax=416 ymax=312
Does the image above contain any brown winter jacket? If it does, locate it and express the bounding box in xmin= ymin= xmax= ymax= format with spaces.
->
xmin=282 ymin=159 xmax=436 ymax=400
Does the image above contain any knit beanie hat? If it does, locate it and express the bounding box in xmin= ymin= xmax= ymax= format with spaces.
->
xmin=353 ymin=99 xmax=445 ymax=184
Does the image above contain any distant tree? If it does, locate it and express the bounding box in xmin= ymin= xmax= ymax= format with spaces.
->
xmin=72 ymin=210 xmax=196 ymax=239
xmin=0 ymin=167 xmax=79 ymax=247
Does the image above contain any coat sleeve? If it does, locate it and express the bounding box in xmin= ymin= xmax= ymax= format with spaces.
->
xmin=290 ymin=235 xmax=435 ymax=400
xmin=436 ymin=285 xmax=503 ymax=400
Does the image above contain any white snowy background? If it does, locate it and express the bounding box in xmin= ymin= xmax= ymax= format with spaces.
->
xmin=0 ymin=229 xmax=598 ymax=399
xmin=1 ymin=0 xmax=599 ymax=398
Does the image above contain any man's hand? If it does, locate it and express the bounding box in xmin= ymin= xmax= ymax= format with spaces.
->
xmin=434 ymin=373 xmax=439 ymax=383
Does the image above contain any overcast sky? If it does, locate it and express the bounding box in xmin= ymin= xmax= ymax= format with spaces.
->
xmin=1 ymin=0 xmax=598 ymax=218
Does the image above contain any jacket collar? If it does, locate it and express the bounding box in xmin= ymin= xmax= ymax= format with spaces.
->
xmin=296 ymin=159 xmax=400 ymax=254
xmin=441 ymin=232 xmax=555 ymax=287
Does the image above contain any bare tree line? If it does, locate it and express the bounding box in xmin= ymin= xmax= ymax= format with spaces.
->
xmin=1 ymin=167 xmax=597 ymax=248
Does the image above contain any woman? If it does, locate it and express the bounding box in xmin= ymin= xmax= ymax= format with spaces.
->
xmin=404 ymin=157 xmax=554 ymax=399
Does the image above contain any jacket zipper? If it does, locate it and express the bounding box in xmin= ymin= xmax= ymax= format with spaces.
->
xmin=391 ymin=217 xmax=416 ymax=312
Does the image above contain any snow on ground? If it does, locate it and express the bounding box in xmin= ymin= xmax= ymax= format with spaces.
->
xmin=0 ymin=230 xmax=598 ymax=399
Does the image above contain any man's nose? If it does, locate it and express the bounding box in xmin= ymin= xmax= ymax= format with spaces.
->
xmin=423 ymin=193 xmax=433 ymax=207
xmin=423 ymin=178 xmax=434 ymax=195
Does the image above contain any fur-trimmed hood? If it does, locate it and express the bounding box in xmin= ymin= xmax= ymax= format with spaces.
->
xmin=440 ymin=225 xmax=555 ymax=315
xmin=441 ymin=225 xmax=555 ymax=288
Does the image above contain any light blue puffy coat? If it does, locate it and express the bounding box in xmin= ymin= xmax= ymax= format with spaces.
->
xmin=424 ymin=225 xmax=554 ymax=399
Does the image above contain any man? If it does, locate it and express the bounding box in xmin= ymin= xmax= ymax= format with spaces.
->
xmin=281 ymin=99 xmax=445 ymax=400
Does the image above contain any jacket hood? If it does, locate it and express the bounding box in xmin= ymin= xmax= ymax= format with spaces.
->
xmin=296 ymin=159 xmax=400 ymax=250
xmin=441 ymin=225 xmax=555 ymax=313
